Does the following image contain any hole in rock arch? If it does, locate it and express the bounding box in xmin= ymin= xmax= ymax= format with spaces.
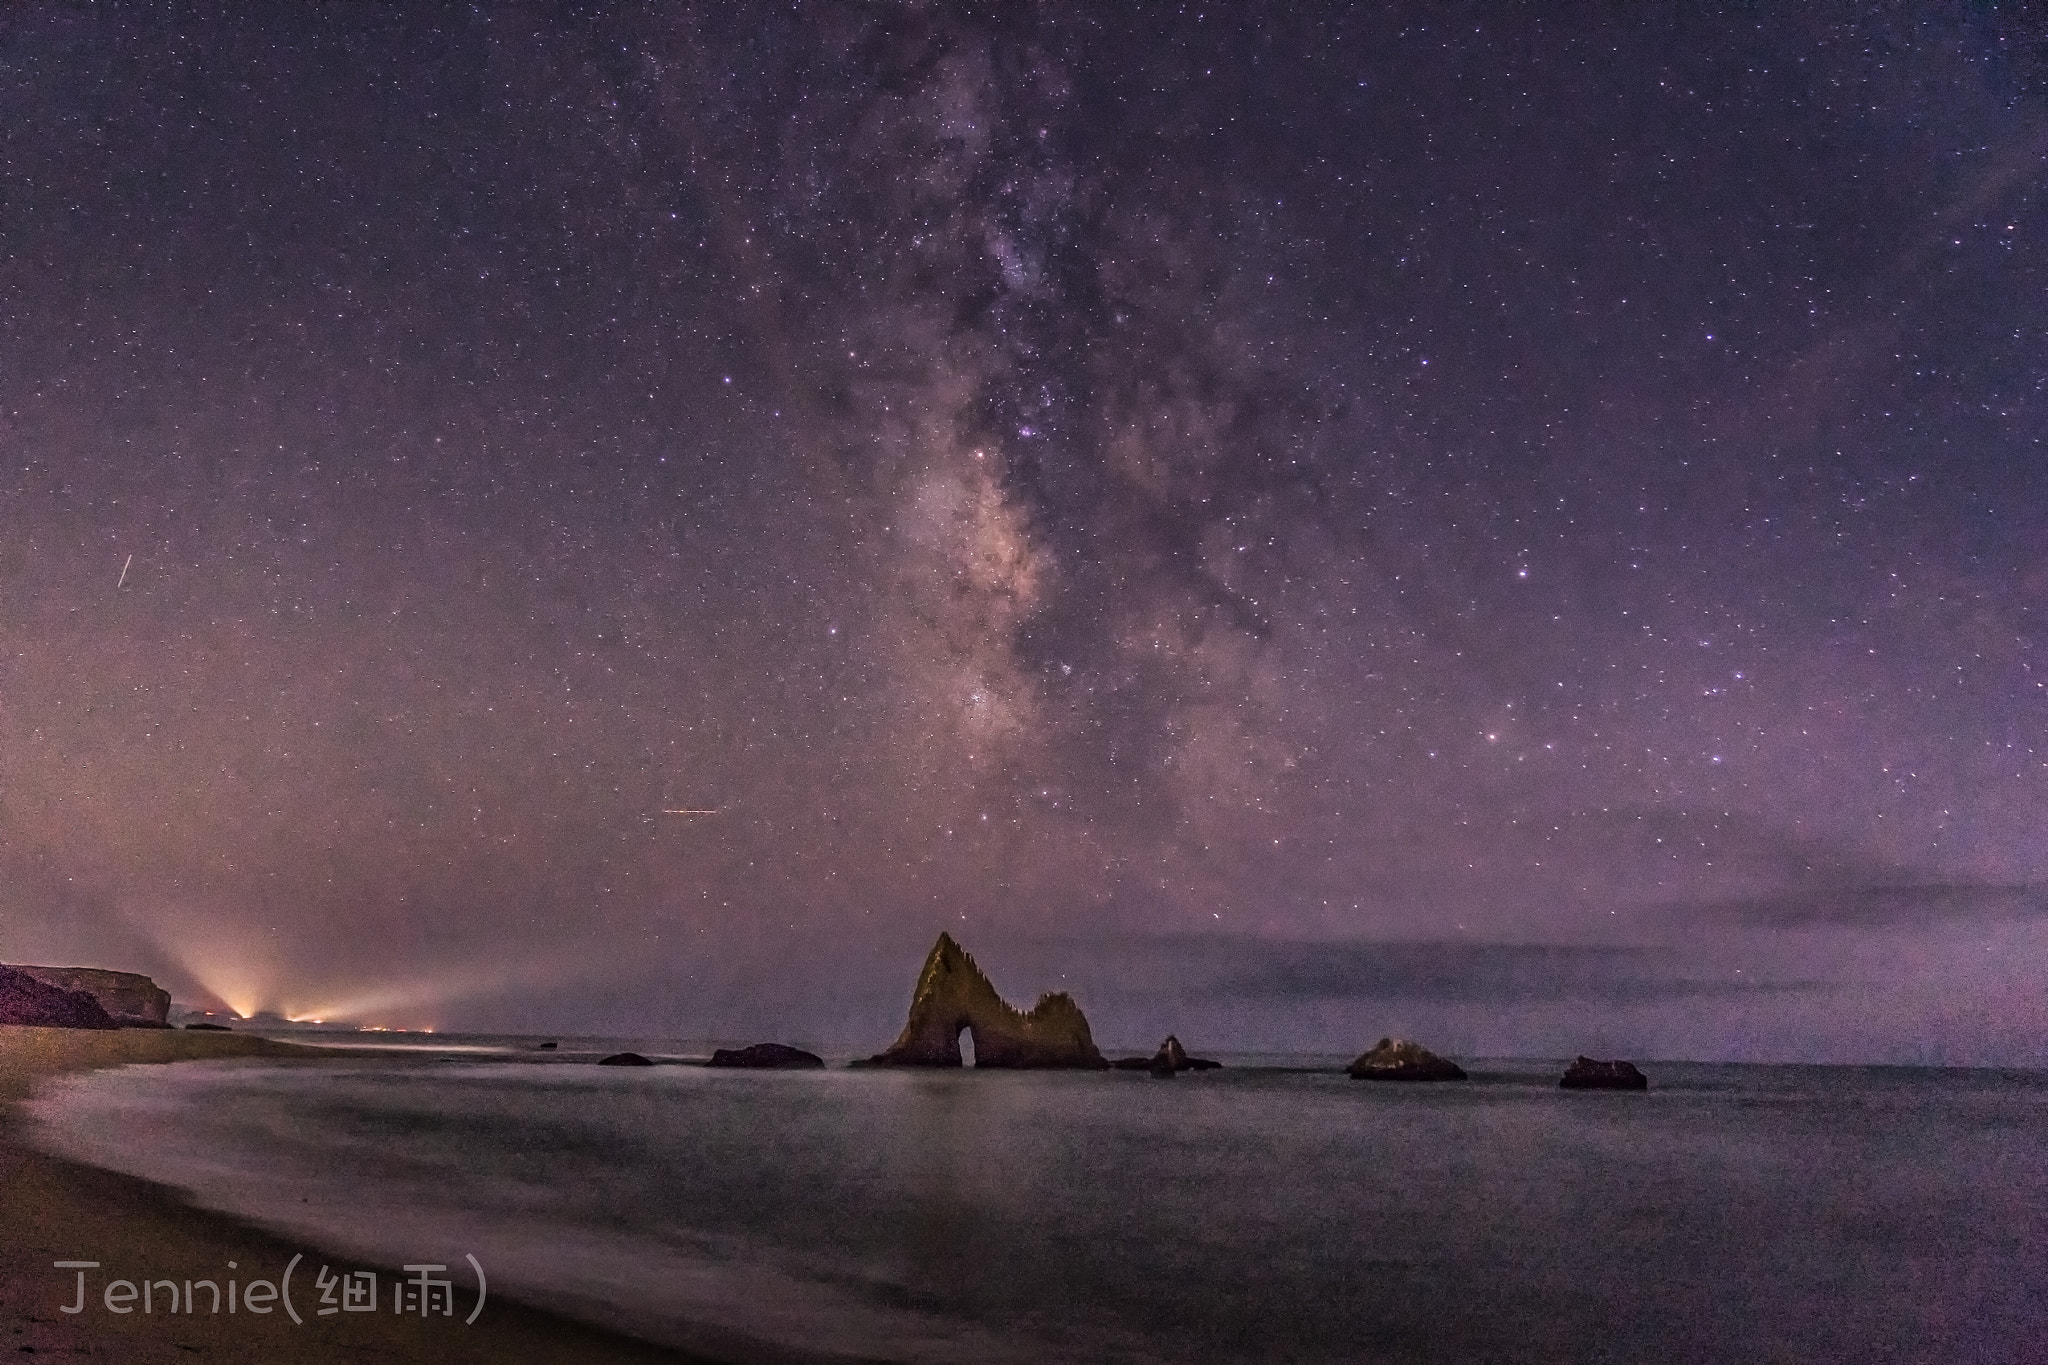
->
xmin=958 ymin=1026 xmax=976 ymax=1068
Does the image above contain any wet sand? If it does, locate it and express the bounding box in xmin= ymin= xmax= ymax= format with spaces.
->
xmin=0 ymin=1026 xmax=706 ymax=1364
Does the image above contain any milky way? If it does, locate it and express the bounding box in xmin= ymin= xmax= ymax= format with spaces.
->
xmin=2 ymin=4 xmax=2043 ymax=1061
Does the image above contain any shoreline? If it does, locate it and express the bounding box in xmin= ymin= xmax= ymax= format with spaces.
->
xmin=0 ymin=1026 xmax=717 ymax=1364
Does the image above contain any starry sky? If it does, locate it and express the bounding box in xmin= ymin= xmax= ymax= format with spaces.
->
xmin=3 ymin=3 xmax=2044 ymax=1062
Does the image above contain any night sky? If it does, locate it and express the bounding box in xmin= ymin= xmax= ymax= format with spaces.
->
xmin=3 ymin=4 xmax=2043 ymax=1063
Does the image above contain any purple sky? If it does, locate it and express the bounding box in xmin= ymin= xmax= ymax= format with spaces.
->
xmin=2 ymin=4 xmax=2043 ymax=1062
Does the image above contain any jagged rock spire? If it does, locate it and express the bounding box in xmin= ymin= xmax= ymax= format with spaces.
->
xmin=866 ymin=932 xmax=1108 ymax=1069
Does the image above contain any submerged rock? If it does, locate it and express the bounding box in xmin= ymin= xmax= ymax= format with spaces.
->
xmin=1346 ymin=1037 xmax=1467 ymax=1082
xmin=709 ymin=1043 xmax=825 ymax=1069
xmin=0 ymin=966 xmax=119 ymax=1029
xmin=863 ymin=933 xmax=1108 ymax=1069
xmin=1559 ymin=1056 xmax=1648 ymax=1090
xmin=6 ymin=966 xmax=171 ymax=1026
xmin=597 ymin=1051 xmax=655 ymax=1066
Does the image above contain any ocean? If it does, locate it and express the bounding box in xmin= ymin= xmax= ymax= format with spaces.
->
xmin=25 ymin=1042 xmax=2048 ymax=1363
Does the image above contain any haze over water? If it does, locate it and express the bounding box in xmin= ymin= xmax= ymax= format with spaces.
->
xmin=29 ymin=1051 xmax=2048 ymax=1363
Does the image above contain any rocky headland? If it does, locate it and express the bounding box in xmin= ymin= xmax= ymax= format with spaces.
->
xmin=863 ymin=933 xmax=1108 ymax=1069
xmin=1346 ymin=1037 xmax=1468 ymax=1081
xmin=6 ymin=966 xmax=171 ymax=1026
xmin=1559 ymin=1056 xmax=1649 ymax=1090
xmin=0 ymin=967 xmax=118 ymax=1029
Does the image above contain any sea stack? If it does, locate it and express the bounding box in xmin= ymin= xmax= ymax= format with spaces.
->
xmin=1115 ymin=1034 xmax=1224 ymax=1075
xmin=1559 ymin=1056 xmax=1649 ymax=1090
xmin=1151 ymin=1034 xmax=1189 ymax=1076
xmin=863 ymin=933 xmax=1108 ymax=1069
xmin=1346 ymin=1037 xmax=1467 ymax=1081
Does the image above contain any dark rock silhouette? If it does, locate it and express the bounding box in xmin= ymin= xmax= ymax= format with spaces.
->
xmin=1151 ymin=1034 xmax=1190 ymax=1076
xmin=1347 ymin=1037 xmax=1467 ymax=1081
xmin=1113 ymin=1035 xmax=1225 ymax=1076
xmin=535 ymin=1040 xmax=558 ymax=1050
xmin=597 ymin=1051 xmax=655 ymax=1066
xmin=1560 ymin=1056 xmax=1649 ymax=1090
xmin=709 ymin=1043 xmax=825 ymax=1069
xmin=184 ymin=1022 xmax=232 ymax=1031
xmin=0 ymin=966 xmax=118 ymax=1029
xmin=863 ymin=933 xmax=1108 ymax=1069
xmin=7 ymin=967 xmax=171 ymax=1026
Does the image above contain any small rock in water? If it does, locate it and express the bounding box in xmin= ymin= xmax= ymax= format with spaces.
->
xmin=597 ymin=1051 xmax=655 ymax=1067
xmin=183 ymin=1022 xmax=233 ymax=1031
xmin=1346 ymin=1037 xmax=1467 ymax=1081
xmin=1141 ymin=1034 xmax=1223 ymax=1076
xmin=535 ymin=1040 xmax=558 ymax=1050
xmin=708 ymin=1042 xmax=825 ymax=1069
xmin=1150 ymin=1034 xmax=1189 ymax=1076
xmin=1559 ymin=1056 xmax=1648 ymax=1090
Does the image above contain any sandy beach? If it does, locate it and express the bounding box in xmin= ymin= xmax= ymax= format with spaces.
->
xmin=0 ymin=1026 xmax=699 ymax=1364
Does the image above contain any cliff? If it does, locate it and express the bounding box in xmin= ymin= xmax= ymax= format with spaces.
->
xmin=6 ymin=967 xmax=171 ymax=1027
xmin=0 ymin=967 xmax=118 ymax=1029
xmin=865 ymin=933 xmax=1108 ymax=1069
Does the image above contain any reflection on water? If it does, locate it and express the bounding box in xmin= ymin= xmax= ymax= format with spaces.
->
xmin=27 ymin=1053 xmax=2048 ymax=1364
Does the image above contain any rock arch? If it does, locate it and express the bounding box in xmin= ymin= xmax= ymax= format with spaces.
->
xmin=866 ymin=933 xmax=1108 ymax=1069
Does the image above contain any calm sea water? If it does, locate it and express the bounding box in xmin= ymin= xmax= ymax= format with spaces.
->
xmin=26 ymin=1044 xmax=2048 ymax=1363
